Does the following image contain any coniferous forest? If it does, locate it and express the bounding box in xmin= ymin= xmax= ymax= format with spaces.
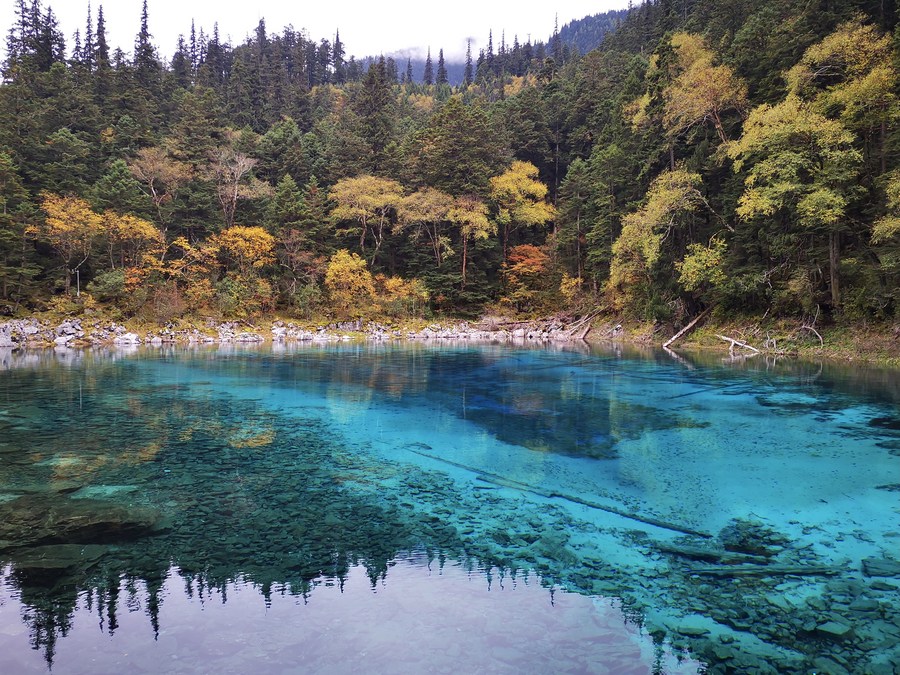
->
xmin=1 ymin=0 xmax=899 ymax=328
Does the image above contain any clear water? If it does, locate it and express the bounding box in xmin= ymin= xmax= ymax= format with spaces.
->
xmin=0 ymin=343 xmax=898 ymax=674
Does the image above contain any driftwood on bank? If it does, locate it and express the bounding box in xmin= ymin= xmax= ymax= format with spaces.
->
xmin=716 ymin=334 xmax=760 ymax=353
xmin=407 ymin=447 xmax=712 ymax=539
xmin=566 ymin=310 xmax=602 ymax=340
xmin=663 ymin=308 xmax=712 ymax=348
xmin=472 ymin=311 xmax=600 ymax=342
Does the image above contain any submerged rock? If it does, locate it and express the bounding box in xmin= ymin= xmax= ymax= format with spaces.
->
xmin=816 ymin=620 xmax=854 ymax=640
xmin=0 ymin=494 xmax=163 ymax=548
xmin=677 ymin=614 xmax=712 ymax=636
xmin=718 ymin=519 xmax=787 ymax=557
xmin=862 ymin=557 xmax=900 ymax=577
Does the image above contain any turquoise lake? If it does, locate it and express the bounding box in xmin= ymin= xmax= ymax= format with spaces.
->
xmin=0 ymin=342 xmax=898 ymax=674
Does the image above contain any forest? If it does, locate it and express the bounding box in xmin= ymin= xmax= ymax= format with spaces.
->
xmin=1 ymin=0 xmax=898 ymax=327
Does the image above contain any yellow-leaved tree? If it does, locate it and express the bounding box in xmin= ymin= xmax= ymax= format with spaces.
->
xmin=608 ymin=169 xmax=706 ymax=313
xmin=447 ymin=195 xmax=493 ymax=287
xmin=489 ymin=161 xmax=555 ymax=261
xmin=329 ymin=175 xmax=404 ymax=265
xmin=208 ymin=225 xmax=277 ymax=316
xmin=725 ymin=95 xmax=861 ymax=309
xmin=785 ymin=18 xmax=897 ymax=173
xmin=31 ymin=194 xmax=104 ymax=295
xmin=324 ymin=249 xmax=376 ymax=317
xmin=662 ymin=33 xmax=748 ymax=145
xmin=395 ymin=187 xmax=454 ymax=267
xmin=209 ymin=225 xmax=276 ymax=276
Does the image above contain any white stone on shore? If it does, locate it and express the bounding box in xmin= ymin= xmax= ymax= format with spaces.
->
xmin=114 ymin=333 xmax=141 ymax=345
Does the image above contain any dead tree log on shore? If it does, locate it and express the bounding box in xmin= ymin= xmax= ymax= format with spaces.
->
xmin=663 ymin=308 xmax=712 ymax=348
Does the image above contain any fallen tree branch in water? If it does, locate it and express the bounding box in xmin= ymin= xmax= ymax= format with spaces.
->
xmin=692 ymin=564 xmax=840 ymax=577
xmin=406 ymin=447 xmax=712 ymax=539
xmin=654 ymin=541 xmax=768 ymax=565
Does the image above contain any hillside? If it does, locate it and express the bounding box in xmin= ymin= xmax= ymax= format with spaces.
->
xmin=0 ymin=0 xmax=898 ymax=333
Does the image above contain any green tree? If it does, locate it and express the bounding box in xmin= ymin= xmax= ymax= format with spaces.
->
xmin=726 ymin=95 xmax=862 ymax=310
xmin=91 ymin=159 xmax=149 ymax=215
xmin=436 ymin=49 xmax=448 ymax=85
xmin=355 ymin=57 xmax=396 ymax=172
xmin=608 ymin=168 xmax=706 ymax=315
xmin=414 ymin=96 xmax=508 ymax=196
xmin=423 ymin=48 xmax=434 ymax=85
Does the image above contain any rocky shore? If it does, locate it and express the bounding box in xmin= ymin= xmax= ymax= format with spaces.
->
xmin=0 ymin=317 xmax=591 ymax=350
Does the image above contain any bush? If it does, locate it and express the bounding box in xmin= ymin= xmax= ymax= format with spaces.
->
xmin=86 ymin=269 xmax=126 ymax=302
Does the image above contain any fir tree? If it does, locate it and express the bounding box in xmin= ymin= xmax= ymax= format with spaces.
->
xmin=134 ymin=0 xmax=160 ymax=91
xmin=436 ymin=49 xmax=448 ymax=85
xmin=332 ymin=31 xmax=345 ymax=84
xmin=423 ymin=47 xmax=433 ymax=85
xmin=83 ymin=2 xmax=94 ymax=71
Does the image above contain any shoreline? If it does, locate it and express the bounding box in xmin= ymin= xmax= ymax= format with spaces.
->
xmin=2 ymin=314 xmax=899 ymax=368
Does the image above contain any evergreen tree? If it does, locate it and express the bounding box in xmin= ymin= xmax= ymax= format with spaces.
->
xmin=423 ymin=48 xmax=434 ymax=85
xmin=332 ymin=31 xmax=345 ymax=84
xmin=83 ymin=2 xmax=94 ymax=71
xmin=436 ymin=49 xmax=448 ymax=85
xmin=356 ymin=57 xmax=395 ymax=172
xmin=189 ymin=20 xmax=198 ymax=73
xmin=134 ymin=0 xmax=160 ymax=91
xmin=464 ymin=40 xmax=473 ymax=86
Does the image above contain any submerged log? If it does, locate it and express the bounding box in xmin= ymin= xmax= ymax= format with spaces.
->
xmin=692 ymin=564 xmax=840 ymax=578
xmin=654 ymin=541 xmax=768 ymax=565
xmin=407 ymin=448 xmax=712 ymax=539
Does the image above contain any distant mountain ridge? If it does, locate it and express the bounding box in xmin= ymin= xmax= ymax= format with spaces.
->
xmin=365 ymin=7 xmax=630 ymax=85
xmin=557 ymin=8 xmax=631 ymax=55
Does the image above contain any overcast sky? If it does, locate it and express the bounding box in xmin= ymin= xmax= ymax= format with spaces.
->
xmin=8 ymin=0 xmax=630 ymax=62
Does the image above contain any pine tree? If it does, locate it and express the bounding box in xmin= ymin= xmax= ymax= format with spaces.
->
xmin=464 ymin=40 xmax=473 ymax=86
xmin=423 ymin=47 xmax=434 ymax=85
xmin=332 ymin=30 xmax=345 ymax=84
xmin=93 ymin=4 xmax=111 ymax=103
xmin=83 ymin=2 xmax=94 ymax=71
xmin=171 ymin=35 xmax=191 ymax=88
xmin=356 ymin=56 xmax=395 ymax=171
xmin=189 ymin=20 xmax=198 ymax=73
xmin=134 ymin=0 xmax=160 ymax=91
xmin=405 ymin=58 xmax=413 ymax=84
xmin=436 ymin=49 xmax=448 ymax=85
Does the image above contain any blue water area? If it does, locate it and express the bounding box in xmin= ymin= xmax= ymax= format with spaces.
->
xmin=0 ymin=343 xmax=898 ymax=674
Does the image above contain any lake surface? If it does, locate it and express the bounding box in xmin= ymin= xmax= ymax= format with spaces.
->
xmin=0 ymin=342 xmax=898 ymax=674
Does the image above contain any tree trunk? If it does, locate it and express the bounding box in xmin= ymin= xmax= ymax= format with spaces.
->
xmin=829 ymin=230 xmax=840 ymax=309
xmin=461 ymin=239 xmax=468 ymax=288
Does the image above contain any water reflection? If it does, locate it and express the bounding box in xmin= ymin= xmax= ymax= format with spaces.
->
xmin=0 ymin=560 xmax=701 ymax=674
